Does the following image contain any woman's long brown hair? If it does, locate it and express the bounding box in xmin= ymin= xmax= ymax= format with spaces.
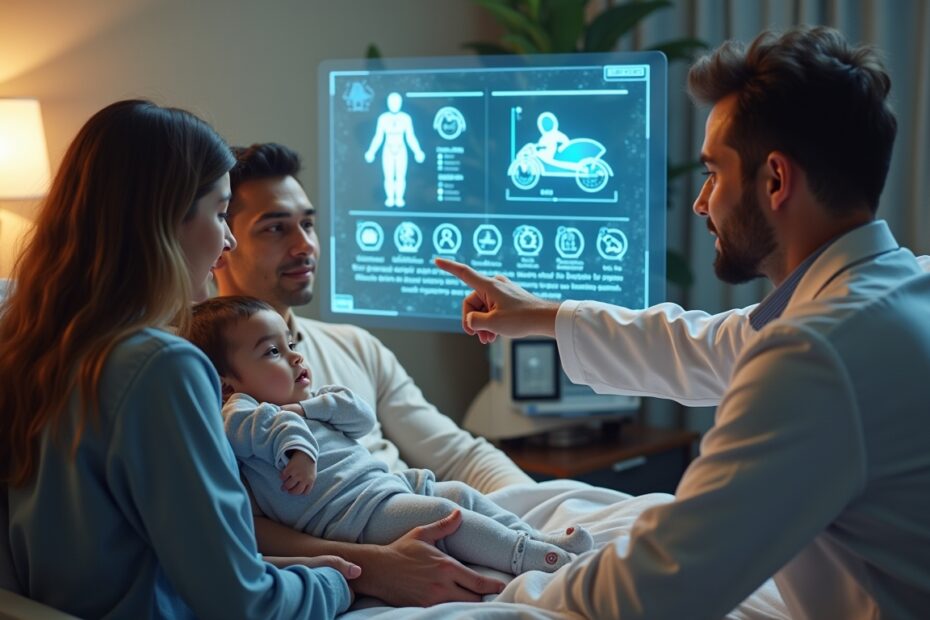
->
xmin=0 ymin=100 xmax=234 ymax=486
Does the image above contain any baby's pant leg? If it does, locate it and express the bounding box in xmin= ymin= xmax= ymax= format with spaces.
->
xmin=362 ymin=493 xmax=531 ymax=573
xmin=430 ymin=481 xmax=594 ymax=554
xmin=428 ymin=480 xmax=537 ymax=535
xmin=359 ymin=493 xmax=458 ymax=546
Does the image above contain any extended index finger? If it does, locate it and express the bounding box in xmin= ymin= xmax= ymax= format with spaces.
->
xmin=434 ymin=258 xmax=488 ymax=290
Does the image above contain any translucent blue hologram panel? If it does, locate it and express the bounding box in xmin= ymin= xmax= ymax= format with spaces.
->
xmin=319 ymin=52 xmax=666 ymax=332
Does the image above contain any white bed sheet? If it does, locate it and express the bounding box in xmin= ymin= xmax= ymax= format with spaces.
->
xmin=343 ymin=480 xmax=789 ymax=619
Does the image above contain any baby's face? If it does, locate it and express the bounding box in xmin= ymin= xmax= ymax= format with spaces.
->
xmin=222 ymin=309 xmax=313 ymax=405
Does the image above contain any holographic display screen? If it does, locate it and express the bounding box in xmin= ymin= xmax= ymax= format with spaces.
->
xmin=320 ymin=52 xmax=666 ymax=332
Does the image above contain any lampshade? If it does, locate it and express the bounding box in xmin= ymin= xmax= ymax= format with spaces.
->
xmin=0 ymin=208 xmax=33 ymax=278
xmin=0 ymin=98 xmax=51 ymax=199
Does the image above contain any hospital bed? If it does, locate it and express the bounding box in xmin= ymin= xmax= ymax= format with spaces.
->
xmin=340 ymin=480 xmax=789 ymax=619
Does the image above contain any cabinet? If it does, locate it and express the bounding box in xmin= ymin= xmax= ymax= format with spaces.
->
xmin=500 ymin=423 xmax=699 ymax=494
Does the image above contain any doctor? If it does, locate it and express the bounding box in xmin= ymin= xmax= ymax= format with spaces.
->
xmin=439 ymin=26 xmax=930 ymax=618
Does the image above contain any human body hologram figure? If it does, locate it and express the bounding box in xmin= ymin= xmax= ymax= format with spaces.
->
xmin=365 ymin=92 xmax=425 ymax=207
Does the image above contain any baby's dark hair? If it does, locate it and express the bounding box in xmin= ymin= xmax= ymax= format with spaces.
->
xmin=186 ymin=295 xmax=276 ymax=380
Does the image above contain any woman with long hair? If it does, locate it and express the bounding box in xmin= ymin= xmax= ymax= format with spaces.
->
xmin=0 ymin=100 xmax=352 ymax=618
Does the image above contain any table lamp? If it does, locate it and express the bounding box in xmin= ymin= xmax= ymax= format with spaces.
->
xmin=0 ymin=98 xmax=51 ymax=278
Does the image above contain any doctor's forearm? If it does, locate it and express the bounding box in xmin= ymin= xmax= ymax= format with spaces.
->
xmin=532 ymin=303 xmax=559 ymax=337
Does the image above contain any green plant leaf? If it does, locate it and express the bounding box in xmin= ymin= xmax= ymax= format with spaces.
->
xmin=462 ymin=41 xmax=516 ymax=55
xmin=524 ymin=0 xmax=541 ymax=21
xmin=583 ymin=0 xmax=671 ymax=52
xmin=666 ymin=249 xmax=694 ymax=289
xmin=501 ymin=32 xmax=540 ymax=54
xmin=365 ymin=44 xmax=382 ymax=59
xmin=649 ymin=37 xmax=709 ymax=63
xmin=543 ymin=0 xmax=588 ymax=53
xmin=474 ymin=0 xmax=552 ymax=52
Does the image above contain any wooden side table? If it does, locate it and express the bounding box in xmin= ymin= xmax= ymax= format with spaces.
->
xmin=501 ymin=423 xmax=699 ymax=494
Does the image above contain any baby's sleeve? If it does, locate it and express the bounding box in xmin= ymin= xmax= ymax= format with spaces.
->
xmin=223 ymin=394 xmax=319 ymax=468
xmin=298 ymin=385 xmax=377 ymax=439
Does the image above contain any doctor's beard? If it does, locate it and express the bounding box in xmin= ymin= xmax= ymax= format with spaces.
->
xmin=712 ymin=182 xmax=777 ymax=284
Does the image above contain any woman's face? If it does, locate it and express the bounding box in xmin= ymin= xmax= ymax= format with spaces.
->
xmin=179 ymin=172 xmax=236 ymax=302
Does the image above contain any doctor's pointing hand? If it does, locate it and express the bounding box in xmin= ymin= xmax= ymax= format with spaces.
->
xmin=434 ymin=257 xmax=558 ymax=343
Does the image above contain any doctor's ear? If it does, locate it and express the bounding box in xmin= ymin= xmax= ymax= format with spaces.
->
xmin=764 ymin=152 xmax=792 ymax=210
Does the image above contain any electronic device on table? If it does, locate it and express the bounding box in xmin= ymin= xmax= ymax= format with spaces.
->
xmin=319 ymin=51 xmax=666 ymax=438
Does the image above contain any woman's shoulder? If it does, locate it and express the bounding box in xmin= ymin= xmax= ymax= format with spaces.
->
xmin=94 ymin=327 xmax=222 ymax=431
xmin=104 ymin=327 xmax=217 ymax=396
xmin=111 ymin=327 xmax=206 ymax=365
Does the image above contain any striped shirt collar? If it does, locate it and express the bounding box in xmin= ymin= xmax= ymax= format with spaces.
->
xmin=748 ymin=240 xmax=834 ymax=331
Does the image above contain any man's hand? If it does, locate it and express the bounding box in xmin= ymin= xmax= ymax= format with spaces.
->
xmin=281 ymin=451 xmax=316 ymax=495
xmin=252 ymin=509 xmax=506 ymax=606
xmin=434 ymin=257 xmax=559 ymax=343
xmin=352 ymin=509 xmax=506 ymax=606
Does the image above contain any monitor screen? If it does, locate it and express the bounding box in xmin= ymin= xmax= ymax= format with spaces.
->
xmin=319 ymin=52 xmax=666 ymax=332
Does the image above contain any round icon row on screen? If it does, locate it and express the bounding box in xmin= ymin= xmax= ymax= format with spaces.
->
xmin=355 ymin=221 xmax=629 ymax=261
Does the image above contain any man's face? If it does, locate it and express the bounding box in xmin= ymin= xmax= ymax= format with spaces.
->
xmin=214 ymin=176 xmax=319 ymax=317
xmin=693 ymin=94 xmax=777 ymax=284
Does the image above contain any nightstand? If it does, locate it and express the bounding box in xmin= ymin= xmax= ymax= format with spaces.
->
xmin=500 ymin=423 xmax=700 ymax=494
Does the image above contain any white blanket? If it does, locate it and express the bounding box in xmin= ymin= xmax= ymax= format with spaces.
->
xmin=344 ymin=480 xmax=789 ymax=619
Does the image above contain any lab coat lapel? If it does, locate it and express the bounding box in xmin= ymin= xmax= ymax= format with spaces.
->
xmin=783 ymin=220 xmax=899 ymax=313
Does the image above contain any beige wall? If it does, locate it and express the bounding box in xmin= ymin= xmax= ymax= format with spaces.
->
xmin=0 ymin=0 xmax=494 ymax=422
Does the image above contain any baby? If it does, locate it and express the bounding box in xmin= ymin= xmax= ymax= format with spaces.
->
xmin=186 ymin=296 xmax=593 ymax=575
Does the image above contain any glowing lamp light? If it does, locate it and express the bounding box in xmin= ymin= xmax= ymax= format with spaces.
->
xmin=0 ymin=98 xmax=51 ymax=199
xmin=0 ymin=98 xmax=50 ymax=278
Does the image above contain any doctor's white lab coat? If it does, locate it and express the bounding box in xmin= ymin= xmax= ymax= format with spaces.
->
xmin=516 ymin=221 xmax=930 ymax=619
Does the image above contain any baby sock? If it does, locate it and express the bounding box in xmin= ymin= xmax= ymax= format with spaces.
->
xmin=511 ymin=532 xmax=572 ymax=573
xmin=537 ymin=525 xmax=594 ymax=554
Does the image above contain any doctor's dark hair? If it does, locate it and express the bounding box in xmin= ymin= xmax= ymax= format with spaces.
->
xmin=687 ymin=26 xmax=896 ymax=215
xmin=0 ymin=99 xmax=235 ymax=486
xmin=229 ymin=142 xmax=303 ymax=195
xmin=186 ymin=295 xmax=278 ymax=381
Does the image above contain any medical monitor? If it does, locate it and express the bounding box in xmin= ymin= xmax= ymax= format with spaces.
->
xmin=319 ymin=52 xmax=667 ymax=332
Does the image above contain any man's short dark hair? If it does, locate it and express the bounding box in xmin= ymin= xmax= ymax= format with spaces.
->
xmin=687 ymin=26 xmax=897 ymax=214
xmin=229 ymin=142 xmax=303 ymax=194
xmin=185 ymin=295 xmax=277 ymax=380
